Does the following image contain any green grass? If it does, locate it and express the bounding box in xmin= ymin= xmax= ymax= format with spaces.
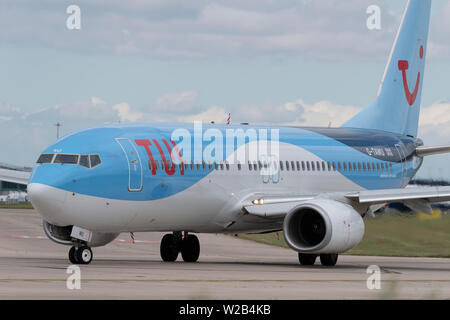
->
xmin=0 ymin=202 xmax=34 ymax=209
xmin=238 ymin=213 xmax=450 ymax=258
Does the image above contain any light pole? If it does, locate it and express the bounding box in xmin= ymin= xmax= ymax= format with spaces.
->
xmin=55 ymin=122 xmax=62 ymax=140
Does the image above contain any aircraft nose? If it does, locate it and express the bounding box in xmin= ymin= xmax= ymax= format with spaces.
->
xmin=28 ymin=183 xmax=68 ymax=225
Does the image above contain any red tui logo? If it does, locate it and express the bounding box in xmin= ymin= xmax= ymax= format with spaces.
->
xmin=398 ymin=45 xmax=424 ymax=106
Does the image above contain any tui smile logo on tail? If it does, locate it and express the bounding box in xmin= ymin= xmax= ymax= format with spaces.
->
xmin=398 ymin=45 xmax=424 ymax=106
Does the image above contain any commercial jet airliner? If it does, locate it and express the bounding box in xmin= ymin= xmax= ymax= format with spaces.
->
xmin=4 ymin=0 xmax=450 ymax=266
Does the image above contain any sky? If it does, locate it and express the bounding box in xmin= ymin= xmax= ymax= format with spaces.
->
xmin=0 ymin=0 xmax=449 ymax=180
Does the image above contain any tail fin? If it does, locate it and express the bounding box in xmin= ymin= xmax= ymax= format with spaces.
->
xmin=343 ymin=0 xmax=432 ymax=137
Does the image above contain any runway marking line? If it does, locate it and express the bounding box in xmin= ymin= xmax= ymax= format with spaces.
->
xmin=0 ymin=279 xmax=449 ymax=283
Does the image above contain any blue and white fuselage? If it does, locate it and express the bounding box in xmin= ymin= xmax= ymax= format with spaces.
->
xmin=28 ymin=123 xmax=423 ymax=234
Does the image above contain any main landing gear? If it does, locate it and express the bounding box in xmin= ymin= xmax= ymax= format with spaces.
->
xmin=68 ymin=245 xmax=93 ymax=265
xmin=298 ymin=253 xmax=338 ymax=266
xmin=160 ymin=232 xmax=200 ymax=262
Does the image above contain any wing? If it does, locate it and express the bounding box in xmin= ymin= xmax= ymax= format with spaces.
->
xmin=244 ymin=186 xmax=450 ymax=217
xmin=0 ymin=168 xmax=30 ymax=185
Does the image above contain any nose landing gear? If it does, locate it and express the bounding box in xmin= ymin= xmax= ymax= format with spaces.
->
xmin=68 ymin=245 xmax=93 ymax=265
xmin=160 ymin=232 xmax=200 ymax=263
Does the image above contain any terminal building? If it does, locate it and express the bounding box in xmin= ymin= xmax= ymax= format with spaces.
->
xmin=0 ymin=162 xmax=31 ymax=193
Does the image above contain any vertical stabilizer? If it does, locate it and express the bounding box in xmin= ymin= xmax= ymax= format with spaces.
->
xmin=343 ymin=0 xmax=432 ymax=137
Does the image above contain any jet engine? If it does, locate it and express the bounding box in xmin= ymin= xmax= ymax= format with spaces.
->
xmin=283 ymin=199 xmax=364 ymax=254
xmin=43 ymin=220 xmax=119 ymax=247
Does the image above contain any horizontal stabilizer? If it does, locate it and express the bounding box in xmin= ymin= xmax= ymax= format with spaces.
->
xmin=415 ymin=145 xmax=450 ymax=157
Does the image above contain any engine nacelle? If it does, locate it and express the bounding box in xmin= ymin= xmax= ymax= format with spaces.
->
xmin=283 ymin=199 xmax=364 ymax=254
xmin=43 ymin=220 xmax=119 ymax=247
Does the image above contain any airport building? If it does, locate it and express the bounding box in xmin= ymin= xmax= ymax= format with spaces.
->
xmin=0 ymin=162 xmax=31 ymax=193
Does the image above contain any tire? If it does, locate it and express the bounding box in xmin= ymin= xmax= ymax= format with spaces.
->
xmin=298 ymin=253 xmax=317 ymax=266
xmin=68 ymin=246 xmax=79 ymax=264
xmin=320 ymin=254 xmax=338 ymax=266
xmin=76 ymin=246 xmax=93 ymax=264
xmin=160 ymin=234 xmax=179 ymax=262
xmin=181 ymin=235 xmax=200 ymax=262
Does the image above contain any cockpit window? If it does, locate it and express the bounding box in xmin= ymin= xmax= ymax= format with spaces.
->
xmin=89 ymin=155 xmax=101 ymax=168
xmin=36 ymin=153 xmax=101 ymax=168
xmin=54 ymin=154 xmax=79 ymax=164
xmin=79 ymin=155 xmax=90 ymax=168
xmin=37 ymin=154 xmax=54 ymax=164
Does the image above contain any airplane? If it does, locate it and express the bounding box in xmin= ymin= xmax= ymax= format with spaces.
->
xmin=3 ymin=0 xmax=450 ymax=266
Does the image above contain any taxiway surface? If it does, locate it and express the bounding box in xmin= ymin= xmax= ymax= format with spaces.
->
xmin=0 ymin=209 xmax=448 ymax=299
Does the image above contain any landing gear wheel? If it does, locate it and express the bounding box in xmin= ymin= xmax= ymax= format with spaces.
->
xmin=298 ymin=253 xmax=317 ymax=266
xmin=160 ymin=234 xmax=179 ymax=262
xmin=320 ymin=254 xmax=338 ymax=266
xmin=68 ymin=246 xmax=79 ymax=264
xmin=76 ymin=246 xmax=93 ymax=265
xmin=181 ymin=235 xmax=200 ymax=262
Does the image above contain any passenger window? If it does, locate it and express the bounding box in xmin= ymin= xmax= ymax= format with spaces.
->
xmin=337 ymin=162 xmax=342 ymax=171
xmin=389 ymin=163 xmax=393 ymax=172
xmin=327 ymin=162 xmax=331 ymax=171
xmin=248 ymin=161 xmax=252 ymax=171
xmin=253 ymin=162 xmax=258 ymax=171
xmin=322 ymin=162 xmax=326 ymax=171
xmin=316 ymin=161 xmax=320 ymax=171
xmin=237 ymin=162 xmax=242 ymax=170
xmin=190 ymin=161 xmax=194 ymax=170
xmin=376 ymin=163 xmax=380 ymax=172
xmin=306 ymin=161 xmax=310 ymax=171
xmin=225 ymin=161 xmax=230 ymax=170
xmin=258 ymin=161 xmax=262 ymax=170
xmin=358 ymin=162 xmax=361 ymax=171
xmin=37 ymin=154 xmax=54 ymax=164
xmin=311 ymin=162 xmax=315 ymax=171
xmin=291 ymin=161 xmax=295 ymax=171
xmin=214 ymin=161 xmax=219 ymax=170
xmin=367 ymin=162 xmax=371 ymax=172
xmin=208 ymin=162 xmax=212 ymax=170
xmin=280 ymin=161 xmax=284 ymax=171
xmin=343 ymin=162 xmax=347 ymax=171
xmin=220 ymin=162 xmax=224 ymax=170
xmin=286 ymin=161 xmax=290 ymax=171
xmin=353 ymin=162 xmax=357 ymax=171
xmin=332 ymin=162 xmax=336 ymax=171
xmin=302 ymin=161 xmax=306 ymax=171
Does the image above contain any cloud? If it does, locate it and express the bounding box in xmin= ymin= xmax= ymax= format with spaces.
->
xmin=113 ymin=102 xmax=143 ymax=122
xmin=154 ymin=91 xmax=199 ymax=112
xmin=284 ymin=99 xmax=362 ymax=127
xmin=177 ymin=106 xmax=228 ymax=123
xmin=418 ymin=101 xmax=450 ymax=145
xmin=0 ymin=103 xmax=23 ymax=120
xmin=0 ymin=0 xmax=414 ymax=61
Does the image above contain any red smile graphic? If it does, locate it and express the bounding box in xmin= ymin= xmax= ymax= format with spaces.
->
xmin=398 ymin=45 xmax=423 ymax=106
